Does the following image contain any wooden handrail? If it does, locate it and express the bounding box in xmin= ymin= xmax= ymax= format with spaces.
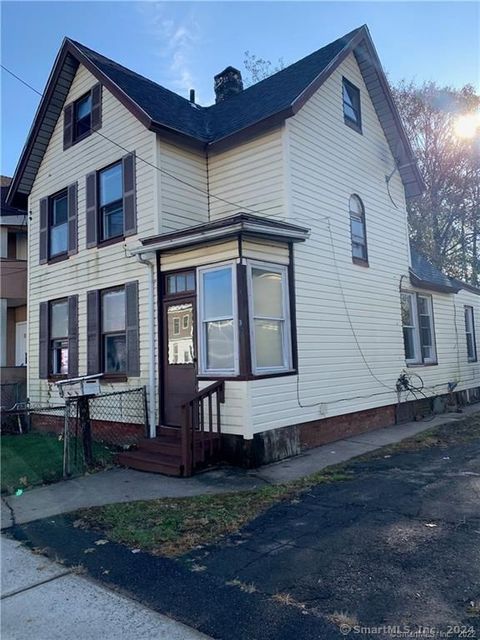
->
xmin=180 ymin=380 xmax=225 ymax=477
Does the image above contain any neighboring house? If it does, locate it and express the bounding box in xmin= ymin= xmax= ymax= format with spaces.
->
xmin=1 ymin=176 xmax=28 ymax=407
xmin=6 ymin=25 xmax=479 ymax=473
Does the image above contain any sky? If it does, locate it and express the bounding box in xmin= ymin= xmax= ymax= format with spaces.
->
xmin=1 ymin=1 xmax=479 ymax=176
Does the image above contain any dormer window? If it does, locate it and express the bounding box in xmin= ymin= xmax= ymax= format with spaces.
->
xmin=74 ymin=93 xmax=92 ymax=140
xmin=342 ymin=78 xmax=362 ymax=133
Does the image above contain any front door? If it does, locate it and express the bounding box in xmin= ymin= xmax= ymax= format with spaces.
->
xmin=15 ymin=321 xmax=27 ymax=366
xmin=162 ymin=296 xmax=197 ymax=426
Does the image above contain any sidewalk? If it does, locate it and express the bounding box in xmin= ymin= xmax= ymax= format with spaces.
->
xmin=1 ymin=536 xmax=210 ymax=640
xmin=2 ymin=405 xmax=478 ymax=528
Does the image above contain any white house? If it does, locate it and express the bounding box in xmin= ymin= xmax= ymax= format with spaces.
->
xmin=7 ymin=25 xmax=479 ymax=474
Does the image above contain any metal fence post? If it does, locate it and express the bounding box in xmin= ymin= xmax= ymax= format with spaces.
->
xmin=63 ymin=400 xmax=70 ymax=478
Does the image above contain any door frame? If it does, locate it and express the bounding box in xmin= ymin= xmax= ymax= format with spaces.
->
xmin=158 ymin=264 xmax=198 ymax=427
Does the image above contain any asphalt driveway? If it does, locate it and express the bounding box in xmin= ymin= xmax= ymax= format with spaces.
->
xmin=5 ymin=431 xmax=480 ymax=639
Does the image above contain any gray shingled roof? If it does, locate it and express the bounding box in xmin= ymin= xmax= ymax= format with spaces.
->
xmin=410 ymin=247 xmax=460 ymax=293
xmin=71 ymin=27 xmax=360 ymax=143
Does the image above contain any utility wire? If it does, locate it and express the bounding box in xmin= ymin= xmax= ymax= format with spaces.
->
xmin=1 ymin=63 xmax=278 ymax=217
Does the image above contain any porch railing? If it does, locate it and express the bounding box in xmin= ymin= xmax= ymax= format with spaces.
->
xmin=180 ymin=380 xmax=225 ymax=476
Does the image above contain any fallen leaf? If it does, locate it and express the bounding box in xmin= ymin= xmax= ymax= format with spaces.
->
xmin=131 ymin=549 xmax=141 ymax=554
xmin=102 ymin=569 xmax=110 ymax=575
xmin=94 ymin=539 xmax=109 ymax=546
xmin=424 ymin=523 xmax=437 ymax=528
xmin=84 ymin=548 xmax=96 ymax=554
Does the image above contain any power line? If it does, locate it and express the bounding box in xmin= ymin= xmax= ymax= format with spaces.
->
xmin=1 ymin=63 xmax=278 ymax=217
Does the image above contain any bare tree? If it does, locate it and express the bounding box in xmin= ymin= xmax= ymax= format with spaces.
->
xmin=243 ymin=51 xmax=285 ymax=87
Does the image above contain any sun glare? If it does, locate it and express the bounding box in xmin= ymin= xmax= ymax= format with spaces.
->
xmin=454 ymin=112 xmax=480 ymax=139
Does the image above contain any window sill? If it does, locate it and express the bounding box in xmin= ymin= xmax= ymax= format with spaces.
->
xmin=344 ymin=117 xmax=362 ymax=135
xmin=352 ymin=257 xmax=369 ymax=267
xmin=406 ymin=362 xmax=438 ymax=368
xmin=198 ymin=370 xmax=297 ymax=382
xmin=101 ymin=374 xmax=128 ymax=382
xmin=96 ymin=236 xmax=125 ymax=249
xmin=71 ymin=130 xmax=93 ymax=147
xmin=48 ymin=374 xmax=68 ymax=382
xmin=48 ymin=253 xmax=69 ymax=265
xmin=467 ymin=359 xmax=478 ymax=364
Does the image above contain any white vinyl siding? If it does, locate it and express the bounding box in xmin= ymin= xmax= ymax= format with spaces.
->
xmin=28 ymin=63 xmax=157 ymax=409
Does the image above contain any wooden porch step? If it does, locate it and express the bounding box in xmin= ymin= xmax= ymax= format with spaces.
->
xmin=116 ymin=450 xmax=183 ymax=476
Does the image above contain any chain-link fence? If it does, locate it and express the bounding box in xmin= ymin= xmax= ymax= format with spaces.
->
xmin=63 ymin=387 xmax=148 ymax=476
xmin=1 ymin=387 xmax=148 ymax=484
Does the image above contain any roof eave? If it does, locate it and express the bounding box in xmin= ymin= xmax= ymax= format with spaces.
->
xmin=409 ymin=270 xmax=460 ymax=294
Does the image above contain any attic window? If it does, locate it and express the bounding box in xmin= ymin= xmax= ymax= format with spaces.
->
xmin=74 ymin=93 xmax=92 ymax=140
xmin=342 ymin=78 xmax=362 ymax=133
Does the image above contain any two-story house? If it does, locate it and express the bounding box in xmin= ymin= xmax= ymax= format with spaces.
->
xmin=7 ymin=25 xmax=479 ymax=474
xmin=1 ymin=176 xmax=28 ymax=408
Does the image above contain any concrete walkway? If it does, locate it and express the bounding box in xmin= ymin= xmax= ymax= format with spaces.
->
xmin=2 ymin=406 xmax=477 ymax=528
xmin=1 ymin=536 xmax=210 ymax=640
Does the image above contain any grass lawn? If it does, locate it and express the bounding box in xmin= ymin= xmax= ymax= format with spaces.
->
xmin=1 ymin=433 xmax=113 ymax=495
xmin=77 ymin=412 xmax=480 ymax=557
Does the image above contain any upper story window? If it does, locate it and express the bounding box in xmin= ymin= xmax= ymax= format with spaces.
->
xmin=63 ymin=83 xmax=102 ymax=150
xmin=101 ymin=288 xmax=127 ymax=374
xmin=401 ymin=292 xmax=437 ymax=365
xmin=74 ymin=93 xmax=92 ymax=141
xmin=465 ymin=306 xmax=477 ymax=362
xmin=50 ymin=299 xmax=69 ymax=375
xmin=99 ymin=162 xmax=123 ymax=241
xmin=198 ymin=264 xmax=238 ymax=375
xmin=85 ymin=153 xmax=136 ymax=249
xmin=349 ymin=195 xmax=368 ymax=265
xmin=247 ymin=263 xmax=292 ymax=374
xmin=49 ymin=190 xmax=68 ymax=258
xmin=342 ymin=78 xmax=362 ymax=133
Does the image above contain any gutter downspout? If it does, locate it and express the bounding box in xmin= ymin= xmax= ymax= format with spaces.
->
xmin=136 ymin=253 xmax=156 ymax=438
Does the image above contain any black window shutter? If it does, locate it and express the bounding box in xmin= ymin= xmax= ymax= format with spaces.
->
xmin=63 ymin=103 xmax=74 ymax=150
xmin=122 ymin=153 xmax=137 ymax=237
xmin=39 ymin=198 xmax=49 ymax=264
xmin=87 ymin=290 xmax=100 ymax=374
xmin=125 ymin=280 xmax=140 ymax=377
xmin=67 ymin=182 xmax=78 ymax=255
xmin=68 ymin=295 xmax=79 ymax=378
xmin=85 ymin=172 xmax=98 ymax=248
xmin=39 ymin=301 xmax=49 ymax=379
xmin=91 ymin=83 xmax=102 ymax=131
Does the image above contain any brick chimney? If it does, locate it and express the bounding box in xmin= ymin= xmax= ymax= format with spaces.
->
xmin=214 ymin=66 xmax=244 ymax=103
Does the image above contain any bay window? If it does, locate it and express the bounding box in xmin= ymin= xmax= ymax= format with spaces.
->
xmin=198 ymin=265 xmax=238 ymax=375
xmin=401 ymin=292 xmax=437 ymax=365
xmin=248 ymin=263 xmax=292 ymax=373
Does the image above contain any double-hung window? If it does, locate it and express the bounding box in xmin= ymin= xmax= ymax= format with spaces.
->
xmin=198 ymin=264 xmax=238 ymax=375
xmin=342 ymin=78 xmax=362 ymax=132
xmin=349 ymin=195 xmax=368 ymax=264
xmin=50 ymin=299 xmax=69 ymax=375
xmin=74 ymin=93 xmax=92 ymax=141
xmin=101 ymin=288 xmax=126 ymax=374
xmin=248 ymin=263 xmax=292 ymax=373
xmin=401 ymin=292 xmax=437 ymax=365
xmin=49 ymin=191 xmax=68 ymax=257
xmin=465 ymin=306 xmax=477 ymax=362
xmin=99 ymin=162 xmax=123 ymax=241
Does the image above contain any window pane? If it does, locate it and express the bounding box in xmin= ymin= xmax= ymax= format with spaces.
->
xmin=349 ymin=196 xmax=362 ymax=215
xmin=186 ymin=272 xmax=195 ymax=291
xmin=417 ymin=296 xmax=428 ymax=316
xmin=104 ymin=334 xmax=126 ymax=373
xmin=352 ymin=242 xmax=366 ymax=259
xmin=401 ymin=294 xmax=413 ymax=326
xmin=103 ymin=202 xmax=124 ymax=239
xmin=52 ymin=339 xmax=68 ymax=375
xmin=51 ymin=301 xmax=68 ymax=338
xmin=206 ymin=320 xmax=234 ymax=370
xmin=176 ymin=275 xmax=186 ymax=293
xmin=167 ymin=276 xmax=176 ymax=294
xmin=203 ymin=268 xmax=232 ymax=319
xmin=343 ymin=82 xmax=359 ymax=124
xmin=102 ymin=289 xmax=125 ymax=332
xmin=252 ymin=268 xmax=283 ymax=317
xmin=351 ymin=218 xmax=365 ymax=240
xmin=99 ymin=163 xmax=122 ymax=207
xmin=254 ymin=320 xmax=283 ymax=368
xmin=76 ymin=95 xmax=91 ymax=120
xmin=168 ymin=303 xmax=193 ymax=365
xmin=403 ymin=327 xmax=416 ymax=361
xmin=344 ymin=103 xmax=358 ymax=122
xmin=50 ymin=223 xmax=68 ymax=256
xmin=53 ymin=195 xmax=68 ymax=225
xmin=467 ymin=333 xmax=475 ymax=360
